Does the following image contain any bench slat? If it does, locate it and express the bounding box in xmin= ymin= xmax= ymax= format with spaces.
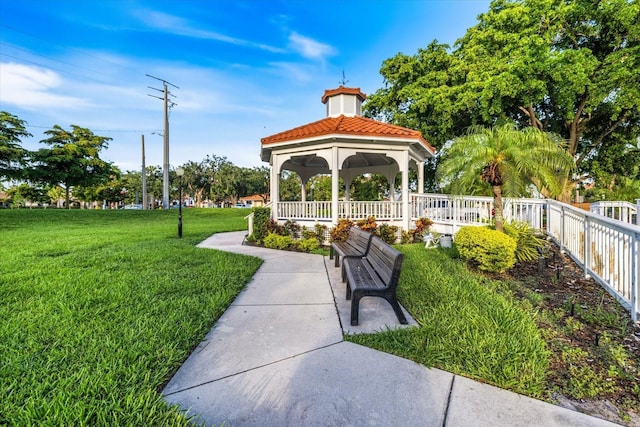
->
xmin=329 ymin=227 xmax=373 ymax=267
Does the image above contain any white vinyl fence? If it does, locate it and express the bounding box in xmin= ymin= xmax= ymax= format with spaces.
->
xmin=590 ymin=200 xmax=639 ymax=225
xmin=411 ymin=193 xmax=639 ymax=322
xmin=547 ymin=201 xmax=639 ymax=322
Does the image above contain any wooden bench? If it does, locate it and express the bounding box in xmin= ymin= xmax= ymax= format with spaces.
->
xmin=329 ymin=227 xmax=373 ymax=268
xmin=343 ymin=235 xmax=408 ymax=326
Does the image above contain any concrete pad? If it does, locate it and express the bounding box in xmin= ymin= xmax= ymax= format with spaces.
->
xmin=445 ymin=375 xmax=618 ymax=427
xmin=163 ymin=303 xmax=342 ymax=395
xmin=256 ymin=252 xmax=326 ymax=273
xmin=324 ymin=257 xmax=418 ymax=334
xmin=165 ymin=341 xmax=454 ymax=427
xmin=232 ymin=272 xmax=334 ymax=305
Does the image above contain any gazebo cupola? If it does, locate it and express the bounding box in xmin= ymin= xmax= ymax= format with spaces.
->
xmin=322 ymin=86 xmax=366 ymax=118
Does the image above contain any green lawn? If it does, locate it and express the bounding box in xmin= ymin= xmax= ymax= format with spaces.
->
xmin=0 ymin=208 xmax=262 ymax=426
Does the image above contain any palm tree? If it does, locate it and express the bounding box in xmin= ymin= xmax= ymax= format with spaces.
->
xmin=437 ymin=123 xmax=575 ymax=231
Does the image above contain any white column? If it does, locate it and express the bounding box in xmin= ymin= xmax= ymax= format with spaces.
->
xmin=418 ymin=161 xmax=425 ymax=194
xmin=270 ymin=155 xmax=280 ymax=220
xmin=386 ymin=172 xmax=396 ymax=201
xmin=331 ymin=146 xmax=340 ymax=225
xmin=343 ymin=177 xmax=352 ymax=201
xmin=636 ymin=199 xmax=640 ymax=226
xmin=300 ymin=175 xmax=307 ymax=202
xmin=401 ymin=151 xmax=410 ymax=231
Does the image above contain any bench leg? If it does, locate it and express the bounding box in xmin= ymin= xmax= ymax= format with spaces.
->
xmin=334 ymin=253 xmax=340 ymax=267
xmin=387 ymin=297 xmax=408 ymax=325
xmin=350 ymin=294 xmax=361 ymax=326
xmin=346 ymin=282 xmax=352 ymax=300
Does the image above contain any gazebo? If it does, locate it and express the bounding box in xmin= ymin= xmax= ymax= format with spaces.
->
xmin=260 ymin=86 xmax=435 ymax=231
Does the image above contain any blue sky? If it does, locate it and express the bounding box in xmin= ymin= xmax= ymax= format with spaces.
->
xmin=1 ymin=0 xmax=491 ymax=171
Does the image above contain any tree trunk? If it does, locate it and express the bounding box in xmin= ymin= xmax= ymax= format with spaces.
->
xmin=65 ymin=186 xmax=71 ymax=209
xmin=493 ymin=185 xmax=504 ymax=232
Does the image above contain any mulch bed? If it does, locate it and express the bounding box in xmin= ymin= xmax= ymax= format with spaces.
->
xmin=504 ymin=243 xmax=640 ymax=425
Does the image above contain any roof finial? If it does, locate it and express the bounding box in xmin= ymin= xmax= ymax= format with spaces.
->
xmin=339 ymin=69 xmax=349 ymax=86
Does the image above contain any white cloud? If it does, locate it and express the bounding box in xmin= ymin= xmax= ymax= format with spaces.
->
xmin=288 ymin=32 xmax=336 ymax=61
xmin=135 ymin=10 xmax=285 ymax=53
xmin=0 ymin=62 xmax=90 ymax=110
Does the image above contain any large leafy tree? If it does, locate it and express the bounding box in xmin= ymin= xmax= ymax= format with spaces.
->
xmin=0 ymin=111 xmax=31 ymax=181
xmin=365 ymin=0 xmax=640 ymax=201
xmin=437 ymin=124 xmax=574 ymax=231
xmin=31 ymin=125 xmax=114 ymax=208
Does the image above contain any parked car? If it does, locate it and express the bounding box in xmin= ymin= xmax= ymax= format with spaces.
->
xmin=233 ymin=203 xmax=250 ymax=208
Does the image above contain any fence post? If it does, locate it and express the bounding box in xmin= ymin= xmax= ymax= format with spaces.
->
xmin=560 ymin=204 xmax=566 ymax=253
xmin=636 ymin=199 xmax=640 ymax=226
xmin=584 ymin=216 xmax=591 ymax=279
xmin=633 ymin=231 xmax=639 ymax=323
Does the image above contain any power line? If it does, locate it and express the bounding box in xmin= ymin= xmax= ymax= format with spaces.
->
xmin=0 ymin=23 xmax=142 ymax=75
xmin=24 ymin=124 xmax=161 ymax=133
xmin=0 ymin=41 xmax=104 ymax=76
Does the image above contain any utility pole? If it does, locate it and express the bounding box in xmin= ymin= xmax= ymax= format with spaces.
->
xmin=141 ymin=134 xmax=148 ymax=210
xmin=147 ymin=74 xmax=178 ymax=210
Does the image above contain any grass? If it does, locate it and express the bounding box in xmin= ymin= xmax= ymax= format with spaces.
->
xmin=0 ymin=208 xmax=262 ymax=426
xmin=347 ymin=244 xmax=550 ymax=398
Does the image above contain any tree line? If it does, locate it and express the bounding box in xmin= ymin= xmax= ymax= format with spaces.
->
xmin=0 ymin=111 xmax=269 ymax=208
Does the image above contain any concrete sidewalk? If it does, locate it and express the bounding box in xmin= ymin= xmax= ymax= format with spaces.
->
xmin=162 ymin=231 xmax=618 ymax=426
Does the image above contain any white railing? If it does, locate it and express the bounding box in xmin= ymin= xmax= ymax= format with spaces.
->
xmin=275 ymin=200 xmax=402 ymax=221
xmin=339 ymin=201 xmax=403 ymax=220
xmin=547 ymin=201 xmax=639 ymax=322
xmin=277 ymin=201 xmax=332 ymax=220
xmin=410 ymin=193 xmax=546 ymax=233
xmin=590 ymin=200 xmax=639 ymax=225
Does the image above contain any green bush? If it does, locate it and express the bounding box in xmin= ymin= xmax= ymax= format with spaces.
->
xmin=263 ymin=232 xmax=294 ymax=250
xmin=376 ymin=223 xmax=399 ymax=245
xmin=251 ymin=207 xmax=270 ymax=243
xmin=500 ymin=221 xmax=547 ymax=263
xmin=296 ymin=237 xmax=319 ymax=252
xmin=302 ymin=223 xmax=328 ymax=246
xmin=455 ymin=226 xmax=517 ymax=273
xmin=281 ymin=219 xmax=301 ymax=238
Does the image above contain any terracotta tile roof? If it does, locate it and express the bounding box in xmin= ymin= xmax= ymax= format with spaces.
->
xmin=261 ymin=115 xmax=435 ymax=153
xmin=321 ymin=86 xmax=366 ymax=103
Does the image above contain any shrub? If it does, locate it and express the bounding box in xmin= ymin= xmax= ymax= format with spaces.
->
xmin=265 ymin=219 xmax=282 ymax=236
xmin=251 ymin=207 xmax=270 ymax=243
xmin=329 ymin=218 xmax=354 ymax=242
xmin=412 ymin=217 xmax=433 ymax=242
xmin=455 ymin=226 xmax=517 ymax=273
xmin=356 ymin=216 xmax=377 ymax=233
xmin=500 ymin=221 xmax=547 ymax=263
xmin=376 ymin=223 xmax=399 ymax=245
xmin=281 ymin=219 xmax=301 ymax=238
xmin=263 ymin=232 xmax=294 ymax=250
xmin=296 ymin=237 xmax=319 ymax=252
xmin=302 ymin=223 xmax=328 ymax=246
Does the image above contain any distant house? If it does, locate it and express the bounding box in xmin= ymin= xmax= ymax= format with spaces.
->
xmin=239 ymin=194 xmax=269 ymax=207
